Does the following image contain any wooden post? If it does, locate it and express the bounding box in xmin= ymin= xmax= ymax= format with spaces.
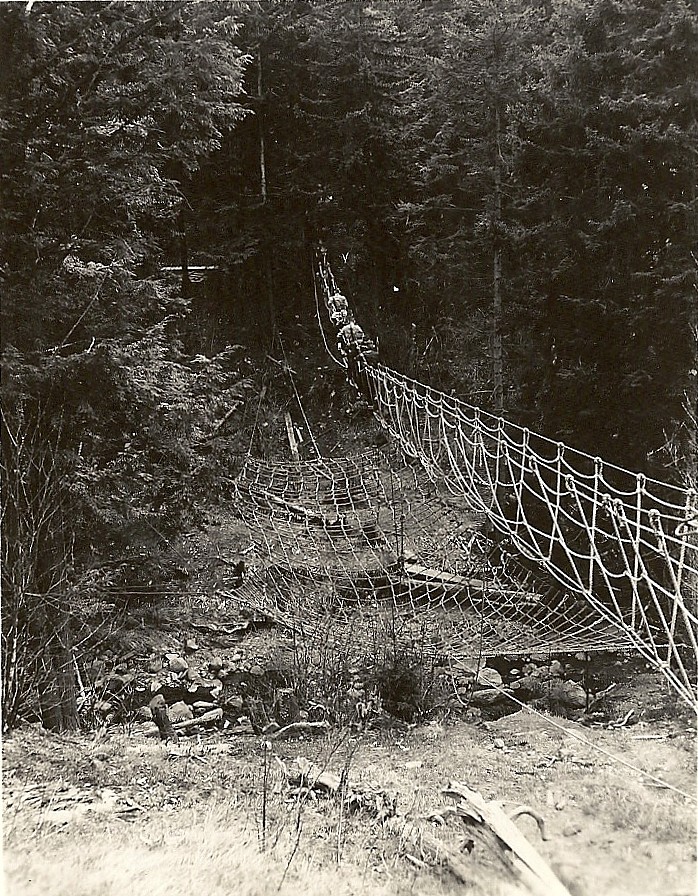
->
xmin=149 ymin=694 xmax=178 ymax=743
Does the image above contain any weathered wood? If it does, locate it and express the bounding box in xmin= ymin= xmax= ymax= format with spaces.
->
xmin=508 ymin=805 xmax=548 ymax=841
xmin=384 ymin=817 xmax=472 ymax=885
xmin=402 ymin=562 xmax=539 ymax=600
xmin=149 ymin=694 xmax=178 ymax=742
xmin=284 ymin=411 xmax=300 ymax=461
xmin=172 ymin=708 xmax=223 ymax=730
xmin=443 ymin=782 xmax=572 ymax=896
xmin=257 ymin=489 xmax=325 ymax=524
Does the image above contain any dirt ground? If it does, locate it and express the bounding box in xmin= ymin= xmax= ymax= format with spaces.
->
xmin=4 ymin=510 xmax=697 ymax=896
xmin=3 ymin=685 xmax=696 ymax=896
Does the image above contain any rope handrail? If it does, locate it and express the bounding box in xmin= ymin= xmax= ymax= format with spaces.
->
xmin=315 ymin=248 xmax=698 ymax=710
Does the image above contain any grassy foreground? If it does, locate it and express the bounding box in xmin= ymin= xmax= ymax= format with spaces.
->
xmin=3 ymin=705 xmax=696 ymax=896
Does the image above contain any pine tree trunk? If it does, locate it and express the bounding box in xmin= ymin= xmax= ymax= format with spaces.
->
xmin=178 ymin=212 xmax=191 ymax=299
xmin=258 ymin=49 xmax=267 ymax=203
xmin=37 ymin=604 xmax=78 ymax=732
xmin=492 ymin=108 xmax=504 ymax=415
xmin=264 ymin=252 xmax=276 ymax=340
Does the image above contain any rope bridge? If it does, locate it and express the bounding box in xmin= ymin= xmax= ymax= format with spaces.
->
xmin=314 ymin=249 xmax=698 ymax=711
xmin=226 ymin=447 xmax=632 ymax=672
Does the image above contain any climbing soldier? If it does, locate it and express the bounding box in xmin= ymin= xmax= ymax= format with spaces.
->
xmin=337 ymin=321 xmax=378 ymax=397
xmin=328 ymin=291 xmax=349 ymax=327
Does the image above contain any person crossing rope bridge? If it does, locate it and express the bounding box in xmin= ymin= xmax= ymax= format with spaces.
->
xmin=337 ymin=320 xmax=379 ymax=394
xmin=317 ymin=249 xmax=380 ymax=396
xmin=314 ymin=246 xmax=698 ymax=712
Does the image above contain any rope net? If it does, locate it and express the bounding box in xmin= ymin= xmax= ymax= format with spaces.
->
xmin=227 ymin=446 xmax=633 ymax=673
xmin=314 ymin=249 xmax=698 ymax=710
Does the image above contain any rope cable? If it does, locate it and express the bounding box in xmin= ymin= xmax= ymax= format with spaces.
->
xmin=312 ymin=251 xmax=698 ymax=712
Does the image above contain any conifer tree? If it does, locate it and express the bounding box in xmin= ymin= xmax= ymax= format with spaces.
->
xmin=0 ymin=1 xmax=249 ymax=730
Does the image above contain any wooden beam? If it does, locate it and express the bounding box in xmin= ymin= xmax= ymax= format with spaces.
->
xmin=403 ymin=562 xmax=539 ymax=600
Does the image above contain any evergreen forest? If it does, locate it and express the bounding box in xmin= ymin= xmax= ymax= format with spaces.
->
xmin=1 ymin=0 xmax=697 ymax=732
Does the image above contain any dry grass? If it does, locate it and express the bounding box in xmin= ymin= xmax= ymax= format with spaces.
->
xmin=5 ymin=805 xmax=396 ymax=896
xmin=3 ymin=710 xmax=697 ymax=896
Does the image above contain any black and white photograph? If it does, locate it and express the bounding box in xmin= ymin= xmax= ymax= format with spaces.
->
xmin=1 ymin=2 xmax=696 ymax=895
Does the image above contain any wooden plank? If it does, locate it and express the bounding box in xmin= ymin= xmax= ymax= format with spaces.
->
xmin=403 ymin=562 xmax=539 ymax=600
xmin=256 ymin=489 xmax=326 ymax=524
xmin=173 ymin=708 xmax=223 ymax=730
xmin=284 ymin=411 xmax=299 ymax=461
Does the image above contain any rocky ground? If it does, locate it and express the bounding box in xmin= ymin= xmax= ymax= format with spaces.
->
xmin=76 ymin=592 xmax=690 ymax=745
xmin=4 ymin=677 xmax=696 ymax=896
xmin=4 ymin=516 xmax=696 ymax=896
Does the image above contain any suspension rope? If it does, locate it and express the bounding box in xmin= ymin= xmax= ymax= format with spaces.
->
xmin=314 ymin=250 xmax=698 ymax=712
xmin=277 ymin=333 xmax=323 ymax=460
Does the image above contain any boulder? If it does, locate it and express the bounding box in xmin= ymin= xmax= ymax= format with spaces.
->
xmin=166 ymin=655 xmax=188 ymax=674
xmin=134 ymin=705 xmax=153 ymax=722
xmin=223 ymin=695 xmax=244 ymax=713
xmin=511 ymin=675 xmax=544 ymax=696
xmin=103 ymin=674 xmax=130 ymax=695
xmin=168 ymin=701 xmax=194 ymax=723
xmin=548 ymin=680 xmax=587 ymax=709
xmin=476 ymin=667 xmax=503 ymax=688
xmin=307 ymin=703 xmax=327 ymax=722
xmin=470 ymin=687 xmax=512 ymax=706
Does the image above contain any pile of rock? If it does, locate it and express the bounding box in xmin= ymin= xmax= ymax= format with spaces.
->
xmin=85 ymin=628 xmax=593 ymax=737
xmin=507 ymin=659 xmax=587 ymax=710
xmin=87 ymin=638 xmax=300 ymax=737
xmin=450 ymin=657 xmax=588 ymax=715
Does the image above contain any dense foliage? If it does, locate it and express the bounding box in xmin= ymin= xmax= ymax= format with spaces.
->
xmin=0 ymin=1 xmax=250 ymax=729
xmin=192 ymin=0 xmax=695 ymax=475
xmin=1 ymin=0 xmax=696 ymax=729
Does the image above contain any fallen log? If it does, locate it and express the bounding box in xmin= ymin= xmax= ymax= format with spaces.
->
xmin=255 ymin=490 xmax=326 ymax=525
xmin=402 ymin=562 xmax=540 ymax=600
xmin=172 ymin=708 xmax=223 ymax=731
